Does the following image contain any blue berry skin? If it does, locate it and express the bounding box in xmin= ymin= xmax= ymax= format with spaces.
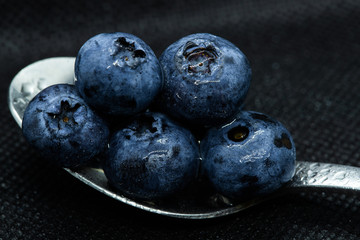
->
xmin=200 ymin=111 xmax=296 ymax=199
xmin=22 ymin=84 xmax=110 ymax=168
xmin=75 ymin=32 xmax=163 ymax=116
xmin=104 ymin=112 xmax=200 ymax=200
xmin=157 ymin=33 xmax=251 ymax=126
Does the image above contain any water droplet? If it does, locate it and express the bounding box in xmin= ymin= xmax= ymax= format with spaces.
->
xmin=36 ymin=77 xmax=47 ymax=90
xmin=317 ymin=176 xmax=328 ymax=184
xmin=319 ymin=168 xmax=330 ymax=174
xmin=21 ymin=82 xmax=35 ymax=97
xmin=334 ymin=171 xmax=347 ymax=180
xmin=322 ymin=164 xmax=331 ymax=169
xmin=13 ymin=98 xmax=26 ymax=105
xmin=309 ymin=178 xmax=317 ymax=184
xmin=300 ymin=175 xmax=307 ymax=182
xmin=310 ymin=162 xmax=321 ymax=169
xmin=307 ymin=169 xmax=317 ymax=178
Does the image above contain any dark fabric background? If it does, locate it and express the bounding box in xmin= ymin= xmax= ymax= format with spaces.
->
xmin=1 ymin=0 xmax=360 ymax=239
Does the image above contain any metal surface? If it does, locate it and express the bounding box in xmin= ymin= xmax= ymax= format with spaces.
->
xmin=8 ymin=57 xmax=76 ymax=127
xmin=290 ymin=161 xmax=360 ymax=191
xmin=8 ymin=57 xmax=360 ymax=219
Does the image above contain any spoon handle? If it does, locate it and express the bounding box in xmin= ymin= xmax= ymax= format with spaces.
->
xmin=289 ymin=161 xmax=360 ymax=191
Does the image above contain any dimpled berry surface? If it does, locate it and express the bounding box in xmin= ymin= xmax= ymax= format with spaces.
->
xmin=158 ymin=33 xmax=251 ymax=126
xmin=75 ymin=32 xmax=163 ymax=116
xmin=22 ymin=84 xmax=110 ymax=167
xmin=200 ymin=111 xmax=296 ymax=199
xmin=104 ymin=112 xmax=200 ymax=200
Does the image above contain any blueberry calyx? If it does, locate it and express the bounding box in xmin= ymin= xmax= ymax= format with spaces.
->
xmin=46 ymin=100 xmax=81 ymax=129
xmin=129 ymin=115 xmax=158 ymax=136
xmin=113 ymin=37 xmax=146 ymax=59
xmin=227 ymin=126 xmax=249 ymax=142
xmin=182 ymin=41 xmax=218 ymax=74
xmin=115 ymin=37 xmax=135 ymax=51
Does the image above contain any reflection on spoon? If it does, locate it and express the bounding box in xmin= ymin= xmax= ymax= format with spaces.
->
xmin=8 ymin=57 xmax=360 ymax=219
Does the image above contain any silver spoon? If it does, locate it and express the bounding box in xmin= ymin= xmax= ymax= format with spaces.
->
xmin=8 ymin=57 xmax=360 ymax=219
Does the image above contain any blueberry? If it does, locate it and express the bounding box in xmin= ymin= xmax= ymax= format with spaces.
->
xmin=75 ymin=32 xmax=163 ymax=116
xmin=200 ymin=111 xmax=296 ymax=199
xmin=156 ymin=33 xmax=251 ymax=126
xmin=22 ymin=84 xmax=110 ymax=167
xmin=104 ymin=112 xmax=200 ymax=200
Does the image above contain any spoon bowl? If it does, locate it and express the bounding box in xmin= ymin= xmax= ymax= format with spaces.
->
xmin=8 ymin=57 xmax=360 ymax=219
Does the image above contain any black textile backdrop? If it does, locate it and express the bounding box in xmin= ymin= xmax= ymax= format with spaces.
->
xmin=1 ymin=0 xmax=360 ymax=239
